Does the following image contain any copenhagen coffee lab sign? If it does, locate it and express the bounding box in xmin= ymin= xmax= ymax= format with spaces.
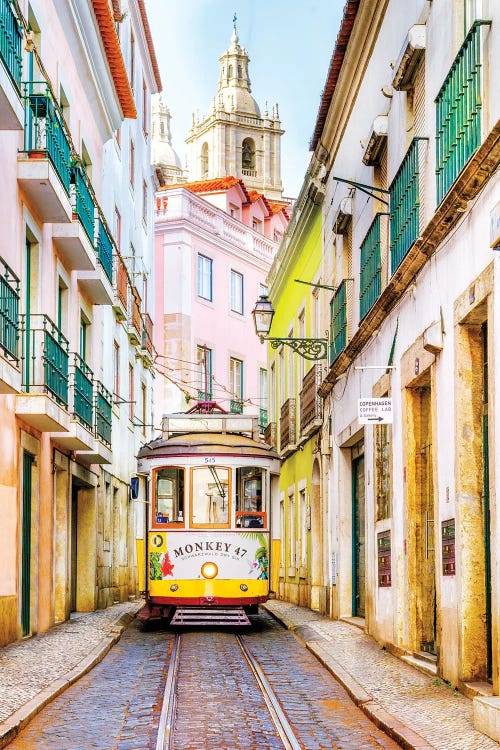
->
xmin=358 ymin=397 xmax=393 ymax=425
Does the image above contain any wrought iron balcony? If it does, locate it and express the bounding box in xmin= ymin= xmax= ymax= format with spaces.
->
xmin=71 ymin=165 xmax=95 ymax=245
xmin=230 ymin=399 xmax=243 ymax=413
xmin=21 ymin=314 xmax=69 ymax=406
xmin=299 ymin=364 xmax=322 ymax=437
xmin=112 ymin=254 xmax=129 ymax=319
xmin=22 ymin=82 xmax=71 ymax=196
xmin=127 ymin=285 xmax=142 ymax=345
xmin=360 ymin=214 xmax=383 ymax=319
xmin=96 ymin=218 xmax=113 ymax=284
xmin=259 ymin=407 xmax=268 ymax=432
xmin=95 ymin=382 xmax=112 ymax=446
xmin=435 ymin=21 xmax=489 ymax=204
xmin=141 ymin=311 xmax=154 ymax=360
xmin=280 ymin=398 xmax=296 ymax=454
xmin=0 ymin=0 xmax=22 ymax=92
xmin=0 ymin=256 xmax=19 ymax=362
xmin=329 ymin=280 xmax=348 ymax=365
xmin=263 ymin=421 xmax=276 ymax=448
xmin=390 ymin=138 xmax=426 ymax=274
xmin=72 ymin=353 xmax=93 ymax=430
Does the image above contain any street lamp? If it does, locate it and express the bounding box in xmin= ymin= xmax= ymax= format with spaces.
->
xmin=251 ymin=294 xmax=328 ymax=361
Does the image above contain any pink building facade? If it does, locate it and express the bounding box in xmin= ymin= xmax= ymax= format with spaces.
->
xmin=154 ymin=177 xmax=288 ymax=425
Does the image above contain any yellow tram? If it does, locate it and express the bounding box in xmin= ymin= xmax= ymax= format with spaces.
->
xmin=136 ymin=409 xmax=280 ymax=626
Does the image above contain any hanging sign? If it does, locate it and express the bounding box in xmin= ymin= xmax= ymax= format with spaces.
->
xmin=358 ymin=397 xmax=393 ymax=424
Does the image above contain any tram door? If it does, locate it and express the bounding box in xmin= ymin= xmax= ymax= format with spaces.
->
xmin=352 ymin=450 xmax=366 ymax=617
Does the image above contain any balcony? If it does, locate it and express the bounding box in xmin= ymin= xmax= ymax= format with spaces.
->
xmin=299 ymin=365 xmax=322 ymax=438
xmin=77 ymin=218 xmax=114 ymax=305
xmin=230 ymin=399 xmax=243 ymax=414
xmin=360 ymin=214 xmax=383 ymax=319
xmin=127 ymin=285 xmax=142 ymax=345
xmin=0 ymin=257 xmax=21 ymax=393
xmin=329 ymin=280 xmax=348 ymax=365
xmin=259 ymin=408 xmax=268 ymax=434
xmin=77 ymin=382 xmax=112 ymax=465
xmin=17 ymin=83 xmax=72 ymax=223
xmin=435 ymin=22 xmax=488 ymax=204
xmin=390 ymin=138 xmax=426 ymax=274
xmin=0 ymin=0 xmax=23 ymax=130
xmin=51 ymin=353 xmax=95 ymax=451
xmin=280 ymin=398 xmax=296 ymax=456
xmin=140 ymin=312 xmax=154 ymax=366
xmin=15 ymin=315 xmax=70 ymax=431
xmin=263 ymin=421 xmax=276 ymax=448
xmin=112 ymin=254 xmax=128 ymax=320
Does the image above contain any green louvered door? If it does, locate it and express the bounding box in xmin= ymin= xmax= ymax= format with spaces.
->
xmin=21 ymin=451 xmax=34 ymax=636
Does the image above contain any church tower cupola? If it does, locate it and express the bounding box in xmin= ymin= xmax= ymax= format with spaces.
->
xmin=186 ymin=19 xmax=284 ymax=200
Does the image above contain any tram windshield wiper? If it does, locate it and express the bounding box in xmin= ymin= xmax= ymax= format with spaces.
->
xmin=209 ymin=465 xmax=226 ymax=509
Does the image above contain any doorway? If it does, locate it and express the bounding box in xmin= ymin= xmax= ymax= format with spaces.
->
xmin=21 ymin=451 xmax=34 ymax=636
xmin=352 ymin=449 xmax=365 ymax=617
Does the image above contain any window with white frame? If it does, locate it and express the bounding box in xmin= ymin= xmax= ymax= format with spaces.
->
xmin=230 ymin=270 xmax=244 ymax=314
xmin=288 ymin=490 xmax=296 ymax=567
xmin=299 ymin=486 xmax=307 ymax=567
xmin=197 ymin=254 xmax=213 ymax=301
xmin=197 ymin=345 xmax=212 ymax=400
xmin=229 ymin=357 xmax=243 ymax=406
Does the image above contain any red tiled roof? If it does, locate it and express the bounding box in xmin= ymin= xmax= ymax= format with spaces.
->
xmin=137 ymin=0 xmax=162 ymax=93
xmin=161 ymin=176 xmax=251 ymax=203
xmin=268 ymin=201 xmax=289 ymax=220
xmin=310 ymin=0 xmax=360 ymax=151
xmin=111 ymin=0 xmax=121 ymax=21
xmin=91 ymin=0 xmax=137 ymax=119
xmin=248 ymin=189 xmax=273 ymax=216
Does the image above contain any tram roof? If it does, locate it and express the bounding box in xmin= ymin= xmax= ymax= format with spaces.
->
xmin=137 ymin=430 xmax=279 ymax=460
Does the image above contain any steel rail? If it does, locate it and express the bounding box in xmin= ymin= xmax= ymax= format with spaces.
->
xmin=235 ymin=634 xmax=302 ymax=750
xmin=156 ymin=633 xmax=181 ymax=750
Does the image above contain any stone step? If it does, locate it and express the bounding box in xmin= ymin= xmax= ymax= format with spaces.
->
xmin=400 ymin=652 xmax=438 ymax=677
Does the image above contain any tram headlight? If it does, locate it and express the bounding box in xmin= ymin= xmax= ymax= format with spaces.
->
xmin=240 ymin=584 xmax=248 ymax=592
xmin=201 ymin=561 xmax=218 ymax=579
xmin=170 ymin=584 xmax=178 ymax=592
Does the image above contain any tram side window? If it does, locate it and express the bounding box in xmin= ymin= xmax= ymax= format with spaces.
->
xmin=155 ymin=468 xmax=184 ymax=526
xmin=236 ymin=467 xmax=264 ymax=528
xmin=191 ymin=466 xmax=230 ymax=526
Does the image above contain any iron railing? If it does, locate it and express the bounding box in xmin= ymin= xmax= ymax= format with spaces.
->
xmin=0 ymin=256 xmax=19 ymax=361
xmin=0 ymin=0 xmax=22 ymax=91
xmin=259 ymin=408 xmax=268 ymax=431
xmin=22 ymin=82 xmax=71 ymax=195
xmin=435 ymin=21 xmax=488 ymax=203
xmin=280 ymin=398 xmax=296 ymax=450
xmin=360 ymin=214 xmax=382 ymax=319
xmin=96 ymin=218 xmax=113 ymax=283
xmin=230 ymin=399 xmax=243 ymax=413
xmin=141 ymin=312 xmax=153 ymax=356
xmin=71 ymin=165 xmax=95 ymax=245
xmin=22 ymin=314 xmax=69 ymax=406
xmin=390 ymin=138 xmax=424 ymax=274
xmin=73 ymin=353 xmax=93 ymax=429
xmin=299 ymin=364 xmax=322 ymax=433
xmin=113 ymin=254 xmax=129 ymax=311
xmin=329 ymin=280 xmax=347 ymax=365
xmin=95 ymin=382 xmax=112 ymax=446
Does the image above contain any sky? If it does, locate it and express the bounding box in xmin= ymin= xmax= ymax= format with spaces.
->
xmin=144 ymin=0 xmax=344 ymax=198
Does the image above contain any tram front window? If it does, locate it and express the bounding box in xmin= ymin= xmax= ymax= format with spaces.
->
xmin=155 ymin=468 xmax=184 ymax=525
xmin=236 ymin=467 xmax=265 ymax=528
xmin=191 ymin=466 xmax=230 ymax=526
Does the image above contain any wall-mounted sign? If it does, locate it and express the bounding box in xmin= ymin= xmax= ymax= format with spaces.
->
xmin=358 ymin=398 xmax=393 ymax=424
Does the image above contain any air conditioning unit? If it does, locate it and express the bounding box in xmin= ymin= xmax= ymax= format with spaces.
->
xmin=362 ymin=115 xmax=388 ymax=166
xmin=332 ymin=196 xmax=352 ymax=235
xmin=392 ymin=25 xmax=426 ymax=91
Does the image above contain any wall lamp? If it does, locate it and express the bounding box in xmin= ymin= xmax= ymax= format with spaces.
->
xmin=251 ymin=294 xmax=328 ymax=361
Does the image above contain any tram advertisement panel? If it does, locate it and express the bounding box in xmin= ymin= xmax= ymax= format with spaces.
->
xmin=149 ymin=532 xmax=269 ymax=580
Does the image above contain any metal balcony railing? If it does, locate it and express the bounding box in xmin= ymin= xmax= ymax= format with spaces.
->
xmin=299 ymin=364 xmax=322 ymax=434
xmin=129 ymin=286 xmax=142 ymax=337
xmin=259 ymin=408 xmax=268 ymax=431
xmin=141 ymin=312 xmax=153 ymax=356
xmin=0 ymin=256 xmax=19 ymax=361
xmin=95 ymin=382 xmax=112 ymax=446
xmin=22 ymin=82 xmax=71 ymax=195
xmin=0 ymin=0 xmax=22 ymax=91
xmin=230 ymin=399 xmax=243 ymax=413
xmin=263 ymin=421 xmax=276 ymax=448
xmin=280 ymin=398 xmax=296 ymax=451
xmin=390 ymin=138 xmax=425 ymax=274
xmin=71 ymin=165 xmax=95 ymax=245
xmin=360 ymin=214 xmax=382 ymax=319
xmin=96 ymin=218 xmax=113 ymax=283
xmin=329 ymin=280 xmax=347 ymax=365
xmin=72 ymin=353 xmax=93 ymax=429
xmin=113 ymin=254 xmax=129 ymax=311
xmin=435 ymin=21 xmax=488 ymax=204
xmin=21 ymin=314 xmax=69 ymax=406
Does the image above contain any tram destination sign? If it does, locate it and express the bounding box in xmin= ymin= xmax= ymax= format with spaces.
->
xmin=358 ymin=397 xmax=393 ymax=424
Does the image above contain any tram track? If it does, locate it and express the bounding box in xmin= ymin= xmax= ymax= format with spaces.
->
xmin=155 ymin=631 xmax=302 ymax=750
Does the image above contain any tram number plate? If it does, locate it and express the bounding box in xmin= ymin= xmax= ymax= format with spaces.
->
xmin=203 ymin=456 xmax=216 ymax=464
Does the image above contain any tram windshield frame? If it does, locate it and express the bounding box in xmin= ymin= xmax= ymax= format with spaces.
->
xmin=151 ymin=463 xmax=269 ymax=531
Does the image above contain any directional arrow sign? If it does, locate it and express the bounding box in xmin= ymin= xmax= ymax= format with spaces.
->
xmin=358 ymin=398 xmax=393 ymax=425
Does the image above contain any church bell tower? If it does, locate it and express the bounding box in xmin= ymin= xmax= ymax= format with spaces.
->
xmin=186 ymin=21 xmax=284 ymax=200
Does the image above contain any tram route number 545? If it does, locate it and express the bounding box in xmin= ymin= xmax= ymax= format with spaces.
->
xmin=204 ymin=456 xmax=216 ymax=464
